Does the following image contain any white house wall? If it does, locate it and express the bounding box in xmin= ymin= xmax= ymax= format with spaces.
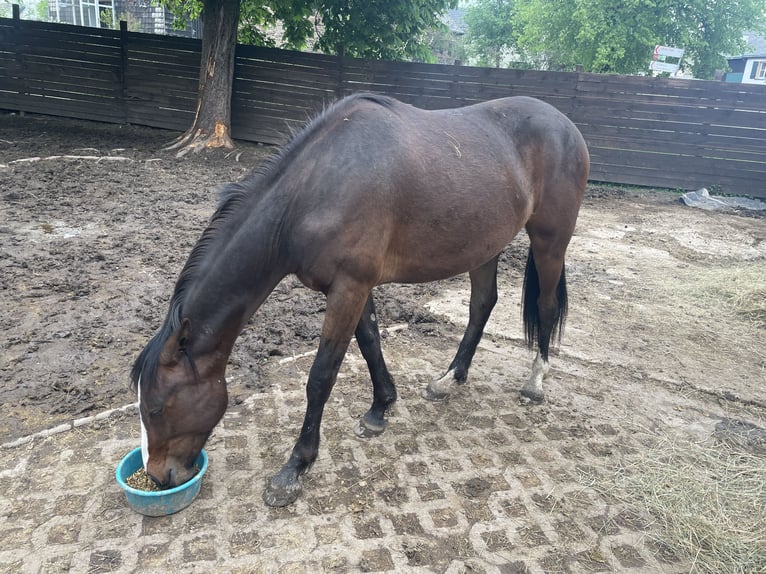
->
xmin=742 ymin=58 xmax=766 ymax=84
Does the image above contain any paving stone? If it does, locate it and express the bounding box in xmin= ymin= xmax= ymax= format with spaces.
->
xmin=0 ymin=339 xmax=709 ymax=573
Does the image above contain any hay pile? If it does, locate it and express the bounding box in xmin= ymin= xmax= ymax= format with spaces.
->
xmin=699 ymin=266 xmax=766 ymax=330
xmin=593 ymin=430 xmax=766 ymax=573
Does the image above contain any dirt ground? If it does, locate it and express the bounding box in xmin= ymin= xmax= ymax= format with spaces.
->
xmin=0 ymin=112 xmax=764 ymax=573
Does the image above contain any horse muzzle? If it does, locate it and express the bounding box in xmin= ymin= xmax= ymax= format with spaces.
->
xmin=147 ymin=458 xmax=198 ymax=489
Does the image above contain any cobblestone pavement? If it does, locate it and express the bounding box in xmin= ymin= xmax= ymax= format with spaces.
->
xmin=5 ymin=324 xmax=749 ymax=574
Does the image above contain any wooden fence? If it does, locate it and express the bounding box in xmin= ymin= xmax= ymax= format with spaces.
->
xmin=2 ymin=11 xmax=766 ymax=197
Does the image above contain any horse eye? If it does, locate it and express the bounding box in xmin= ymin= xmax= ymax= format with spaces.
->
xmin=149 ymin=407 xmax=164 ymax=417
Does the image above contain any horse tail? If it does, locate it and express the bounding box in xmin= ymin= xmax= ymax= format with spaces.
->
xmin=522 ymin=247 xmax=568 ymax=362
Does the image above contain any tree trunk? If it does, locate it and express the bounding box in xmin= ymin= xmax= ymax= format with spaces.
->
xmin=165 ymin=0 xmax=241 ymax=156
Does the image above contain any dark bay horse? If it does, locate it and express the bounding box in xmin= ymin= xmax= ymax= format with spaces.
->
xmin=131 ymin=93 xmax=589 ymax=507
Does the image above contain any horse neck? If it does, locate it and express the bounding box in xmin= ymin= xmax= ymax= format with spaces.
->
xmin=182 ymin=194 xmax=290 ymax=362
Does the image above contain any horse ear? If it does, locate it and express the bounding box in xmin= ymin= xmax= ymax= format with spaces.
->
xmin=160 ymin=318 xmax=192 ymax=365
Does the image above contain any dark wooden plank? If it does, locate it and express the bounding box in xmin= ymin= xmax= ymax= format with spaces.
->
xmin=579 ymin=123 xmax=766 ymax=157
xmin=126 ymin=75 xmax=199 ymax=94
xmin=589 ymin=145 xmax=766 ymax=174
xmin=126 ymin=31 xmax=200 ymax=52
xmin=234 ymin=64 xmax=339 ymax=91
xmin=575 ymin=74 xmax=766 ymax=111
xmin=231 ymin=113 xmax=303 ymax=145
xmin=232 ymin=102 xmax=322 ymax=127
xmin=235 ymin=58 xmax=339 ymax=80
xmin=234 ymin=81 xmax=335 ymax=103
xmin=14 ymin=29 xmax=121 ymax=50
xmin=17 ymin=47 xmax=121 ymax=68
xmin=19 ymin=60 xmax=120 ymax=84
xmin=237 ymin=45 xmax=339 ymax=68
xmin=23 ymin=83 xmax=121 ymax=103
xmin=14 ymin=96 xmax=125 ymax=123
xmin=14 ymin=20 xmax=120 ymax=43
xmin=587 ymin=157 xmax=764 ymax=194
xmin=0 ymin=90 xmax=21 ymax=110
xmin=126 ymin=101 xmax=194 ymax=130
xmin=233 ymin=89 xmax=332 ymax=114
xmin=127 ymin=55 xmax=200 ymax=72
xmin=588 ymin=147 xmax=766 ymax=193
xmin=125 ymin=90 xmax=197 ymax=111
xmin=572 ymin=95 xmax=766 ymax=124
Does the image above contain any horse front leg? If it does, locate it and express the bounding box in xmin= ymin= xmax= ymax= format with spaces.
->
xmin=425 ymin=256 xmax=499 ymax=401
xmin=353 ymin=293 xmax=397 ymax=438
xmin=262 ymin=283 xmax=368 ymax=507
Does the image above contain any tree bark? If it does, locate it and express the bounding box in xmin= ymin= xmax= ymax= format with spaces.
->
xmin=165 ymin=0 xmax=241 ymax=156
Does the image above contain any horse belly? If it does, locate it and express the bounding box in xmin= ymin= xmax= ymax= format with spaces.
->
xmin=382 ymin=214 xmax=523 ymax=284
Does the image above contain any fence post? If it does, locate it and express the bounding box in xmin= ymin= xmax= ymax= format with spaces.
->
xmin=570 ymin=64 xmax=584 ymax=123
xmin=336 ymin=45 xmax=346 ymax=100
xmin=119 ymin=20 xmax=129 ymax=124
xmin=12 ymin=3 xmax=25 ymax=115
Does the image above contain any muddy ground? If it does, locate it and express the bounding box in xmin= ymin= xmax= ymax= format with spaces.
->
xmin=0 ymin=112 xmax=764 ymax=573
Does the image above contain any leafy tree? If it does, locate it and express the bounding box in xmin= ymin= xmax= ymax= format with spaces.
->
xmin=666 ymin=0 xmax=766 ymax=79
xmin=464 ymin=0 xmax=517 ymax=68
xmin=513 ymin=0 xmax=765 ymax=78
xmin=0 ymin=0 xmax=37 ymax=19
xmin=163 ymin=0 xmax=456 ymax=154
xmin=423 ymin=20 xmax=467 ymax=65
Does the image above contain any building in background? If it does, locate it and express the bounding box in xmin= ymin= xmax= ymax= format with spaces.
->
xmin=725 ymin=32 xmax=766 ymax=84
xmin=17 ymin=0 xmax=203 ymax=37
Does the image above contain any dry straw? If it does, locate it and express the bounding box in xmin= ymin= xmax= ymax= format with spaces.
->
xmin=590 ymin=428 xmax=766 ymax=573
xmin=694 ymin=266 xmax=766 ymax=330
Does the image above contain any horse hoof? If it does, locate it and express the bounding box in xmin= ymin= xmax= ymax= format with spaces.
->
xmin=519 ymin=388 xmax=545 ymax=404
xmin=422 ymin=385 xmax=449 ymax=402
xmin=423 ymin=369 xmax=457 ymax=401
xmin=262 ymin=476 xmax=302 ymax=507
xmin=354 ymin=413 xmax=386 ymax=438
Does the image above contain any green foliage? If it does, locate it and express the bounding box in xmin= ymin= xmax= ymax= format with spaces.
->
xmin=513 ymin=0 xmax=766 ymax=78
xmin=668 ymin=0 xmax=766 ymax=79
xmin=161 ymin=0 xmax=456 ymax=60
xmin=237 ymin=0 xmax=313 ymax=48
xmin=311 ymin=0 xmax=457 ymax=61
xmin=99 ymin=7 xmax=114 ymax=28
xmin=0 ymin=0 xmax=53 ymax=21
xmin=464 ymin=0 xmax=517 ymax=68
xmin=424 ymin=21 xmax=467 ymax=65
xmin=36 ymin=0 xmax=49 ymax=21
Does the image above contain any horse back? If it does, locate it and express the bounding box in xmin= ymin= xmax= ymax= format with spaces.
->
xmin=283 ymin=95 xmax=588 ymax=288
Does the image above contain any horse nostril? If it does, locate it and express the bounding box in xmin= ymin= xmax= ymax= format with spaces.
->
xmin=146 ymin=471 xmax=163 ymax=488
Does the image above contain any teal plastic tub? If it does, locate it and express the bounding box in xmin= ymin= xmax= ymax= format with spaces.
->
xmin=115 ymin=447 xmax=208 ymax=516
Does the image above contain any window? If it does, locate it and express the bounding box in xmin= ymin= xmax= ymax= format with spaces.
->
xmin=79 ymin=0 xmax=114 ymax=28
xmin=750 ymin=60 xmax=766 ymax=81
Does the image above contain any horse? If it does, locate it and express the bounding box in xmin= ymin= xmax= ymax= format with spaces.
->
xmin=131 ymin=92 xmax=589 ymax=507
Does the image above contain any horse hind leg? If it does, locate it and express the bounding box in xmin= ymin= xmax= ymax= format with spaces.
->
xmin=425 ymin=256 xmax=499 ymax=401
xmin=519 ymin=239 xmax=568 ymax=404
xmin=353 ymin=293 xmax=398 ymax=438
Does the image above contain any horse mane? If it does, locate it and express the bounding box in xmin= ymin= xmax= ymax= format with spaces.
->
xmin=131 ymin=93 xmax=395 ymax=391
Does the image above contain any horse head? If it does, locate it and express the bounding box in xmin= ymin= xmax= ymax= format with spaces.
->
xmin=135 ymin=318 xmax=228 ymax=488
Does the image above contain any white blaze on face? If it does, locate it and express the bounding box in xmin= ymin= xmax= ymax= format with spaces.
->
xmin=137 ymin=377 xmax=150 ymax=470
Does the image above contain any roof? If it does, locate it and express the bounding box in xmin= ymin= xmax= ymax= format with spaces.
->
xmin=728 ymin=31 xmax=766 ymax=60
